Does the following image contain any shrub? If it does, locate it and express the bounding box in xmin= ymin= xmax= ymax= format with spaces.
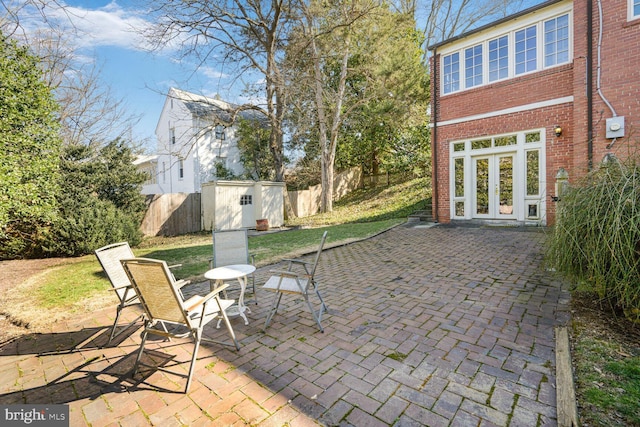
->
xmin=546 ymin=155 xmax=640 ymax=321
xmin=43 ymin=195 xmax=142 ymax=256
xmin=41 ymin=140 xmax=146 ymax=257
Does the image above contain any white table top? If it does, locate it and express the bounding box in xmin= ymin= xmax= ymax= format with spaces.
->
xmin=204 ymin=264 xmax=256 ymax=281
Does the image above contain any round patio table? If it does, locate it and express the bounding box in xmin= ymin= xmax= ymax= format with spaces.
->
xmin=204 ymin=264 xmax=256 ymax=326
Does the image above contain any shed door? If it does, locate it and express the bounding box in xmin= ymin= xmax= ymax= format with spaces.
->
xmin=216 ymin=186 xmax=255 ymax=230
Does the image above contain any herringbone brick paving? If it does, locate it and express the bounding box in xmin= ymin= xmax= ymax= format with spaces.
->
xmin=0 ymin=223 xmax=570 ymax=426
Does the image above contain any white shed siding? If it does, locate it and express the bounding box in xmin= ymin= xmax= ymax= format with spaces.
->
xmin=258 ymin=182 xmax=285 ymax=228
xmin=201 ymin=181 xmax=285 ymax=231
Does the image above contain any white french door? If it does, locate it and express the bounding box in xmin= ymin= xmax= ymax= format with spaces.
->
xmin=472 ymin=153 xmax=516 ymax=219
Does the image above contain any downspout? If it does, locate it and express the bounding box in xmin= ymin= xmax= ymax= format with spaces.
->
xmin=595 ymin=0 xmax=620 ymax=150
xmin=587 ymin=0 xmax=593 ymax=170
xmin=431 ymin=48 xmax=439 ymax=223
xmin=595 ymin=0 xmax=617 ymax=118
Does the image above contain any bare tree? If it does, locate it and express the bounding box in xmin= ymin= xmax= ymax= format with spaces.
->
xmin=388 ymin=0 xmax=528 ymax=64
xmin=417 ymin=0 xmax=524 ymax=59
xmin=293 ymin=0 xmax=374 ymax=213
xmin=33 ymin=31 xmax=142 ymax=147
xmin=142 ymin=0 xmax=297 ymax=181
xmin=288 ymin=0 xmax=425 ymax=212
xmin=2 ymin=1 xmax=143 ymax=148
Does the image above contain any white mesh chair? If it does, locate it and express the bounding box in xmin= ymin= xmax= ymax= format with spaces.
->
xmin=121 ymin=258 xmax=239 ymax=393
xmin=212 ymin=229 xmax=257 ymax=304
xmin=95 ymin=242 xmax=188 ymax=344
xmin=262 ymin=231 xmax=328 ymax=332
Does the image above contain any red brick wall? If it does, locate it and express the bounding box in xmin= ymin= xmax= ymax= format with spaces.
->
xmin=433 ymin=106 xmax=573 ymax=225
xmin=586 ymin=0 xmax=640 ymax=165
xmin=430 ymin=0 xmax=640 ymax=225
xmin=437 ymin=64 xmax=574 ymax=122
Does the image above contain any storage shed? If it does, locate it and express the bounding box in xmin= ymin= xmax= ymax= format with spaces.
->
xmin=201 ymin=180 xmax=285 ymax=231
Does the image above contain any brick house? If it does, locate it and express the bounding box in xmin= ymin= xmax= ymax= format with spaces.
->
xmin=428 ymin=0 xmax=639 ymax=225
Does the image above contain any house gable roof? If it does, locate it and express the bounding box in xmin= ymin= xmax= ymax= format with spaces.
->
xmin=170 ymin=88 xmax=263 ymax=124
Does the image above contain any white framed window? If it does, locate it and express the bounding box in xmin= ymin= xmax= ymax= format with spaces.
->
xmin=178 ymin=158 xmax=184 ymax=180
xmin=443 ymin=52 xmax=460 ymax=94
xmin=215 ymin=125 xmax=226 ymax=140
xmin=489 ymin=35 xmax=509 ymax=82
xmin=544 ymin=14 xmax=569 ymax=67
xmin=142 ymin=166 xmax=156 ymax=185
xmin=630 ymin=0 xmax=640 ymax=19
xmin=440 ymin=10 xmax=571 ymax=95
xmin=515 ymin=25 xmax=537 ymax=75
xmin=170 ymin=127 xmax=176 ymax=145
xmin=465 ymin=44 xmax=483 ymax=88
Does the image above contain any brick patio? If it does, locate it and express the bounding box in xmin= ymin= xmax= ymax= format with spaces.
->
xmin=0 ymin=223 xmax=571 ymax=426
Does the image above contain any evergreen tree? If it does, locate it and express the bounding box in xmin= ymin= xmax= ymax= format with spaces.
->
xmin=0 ymin=34 xmax=62 ymax=259
xmin=44 ymin=139 xmax=147 ymax=256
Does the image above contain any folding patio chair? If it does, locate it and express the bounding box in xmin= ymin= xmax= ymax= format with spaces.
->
xmin=121 ymin=258 xmax=240 ymax=393
xmin=262 ymin=231 xmax=328 ymax=332
xmin=95 ymin=242 xmax=188 ymax=344
xmin=211 ymin=229 xmax=257 ymax=304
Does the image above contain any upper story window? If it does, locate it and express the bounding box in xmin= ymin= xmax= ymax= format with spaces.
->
xmin=631 ymin=0 xmax=640 ymax=19
xmin=544 ymin=14 xmax=569 ymax=67
xmin=170 ymin=127 xmax=176 ymax=145
xmin=465 ymin=44 xmax=483 ymax=88
xmin=215 ymin=125 xmax=226 ymax=140
xmin=440 ymin=11 xmax=571 ymax=95
xmin=489 ymin=35 xmax=509 ymax=82
xmin=178 ymin=158 xmax=184 ymax=180
xmin=515 ymin=25 xmax=537 ymax=75
xmin=443 ymin=52 xmax=460 ymax=94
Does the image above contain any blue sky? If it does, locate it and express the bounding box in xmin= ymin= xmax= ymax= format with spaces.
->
xmin=21 ymin=0 xmax=248 ymax=151
xmin=20 ymin=0 xmax=543 ymax=151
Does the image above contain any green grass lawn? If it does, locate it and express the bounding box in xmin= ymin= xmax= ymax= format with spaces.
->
xmin=31 ymin=176 xmax=429 ymax=312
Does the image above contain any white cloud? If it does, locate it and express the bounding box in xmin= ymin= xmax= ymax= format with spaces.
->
xmin=47 ymin=1 xmax=153 ymax=51
xmin=200 ymin=66 xmax=229 ymax=80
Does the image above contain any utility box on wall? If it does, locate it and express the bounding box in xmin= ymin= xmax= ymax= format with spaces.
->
xmin=606 ymin=116 xmax=625 ymax=139
xmin=201 ymin=180 xmax=285 ymax=231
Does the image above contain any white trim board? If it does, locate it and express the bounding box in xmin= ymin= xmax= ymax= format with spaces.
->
xmin=431 ymin=96 xmax=573 ymax=128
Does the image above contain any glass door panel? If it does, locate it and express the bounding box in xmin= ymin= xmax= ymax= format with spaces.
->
xmin=473 ymin=153 xmax=516 ymax=219
xmin=475 ymin=158 xmax=489 ymax=215
xmin=498 ymin=155 xmax=514 ymax=215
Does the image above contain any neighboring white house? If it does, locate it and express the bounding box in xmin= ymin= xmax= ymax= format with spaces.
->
xmin=138 ymin=88 xmax=263 ymax=194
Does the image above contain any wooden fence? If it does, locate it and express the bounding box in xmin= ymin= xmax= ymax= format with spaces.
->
xmin=287 ymin=166 xmax=363 ymax=218
xmin=139 ymin=169 xmax=412 ymax=235
xmin=140 ymin=193 xmax=201 ymax=236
